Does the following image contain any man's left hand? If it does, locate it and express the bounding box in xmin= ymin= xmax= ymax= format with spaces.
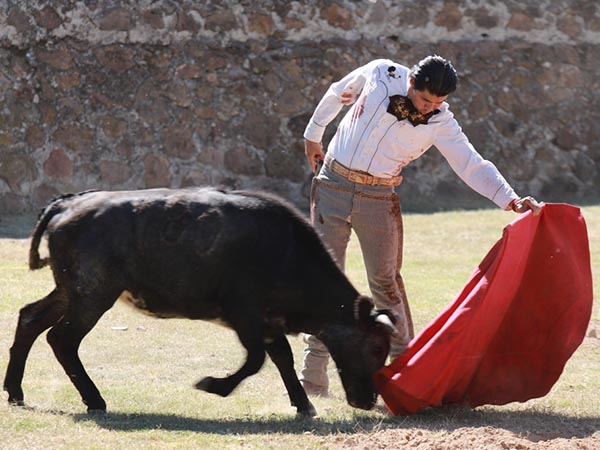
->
xmin=510 ymin=196 xmax=544 ymax=216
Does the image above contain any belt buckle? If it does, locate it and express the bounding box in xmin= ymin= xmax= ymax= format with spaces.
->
xmin=347 ymin=172 xmax=361 ymax=183
xmin=363 ymin=174 xmax=376 ymax=185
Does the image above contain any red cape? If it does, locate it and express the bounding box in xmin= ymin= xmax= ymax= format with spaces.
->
xmin=374 ymin=203 xmax=593 ymax=415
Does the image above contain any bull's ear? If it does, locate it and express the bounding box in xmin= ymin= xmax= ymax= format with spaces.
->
xmin=354 ymin=295 xmax=375 ymax=322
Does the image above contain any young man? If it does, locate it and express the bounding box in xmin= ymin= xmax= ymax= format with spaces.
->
xmin=300 ymin=55 xmax=542 ymax=397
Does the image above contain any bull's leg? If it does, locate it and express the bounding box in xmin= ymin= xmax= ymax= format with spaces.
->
xmin=265 ymin=335 xmax=317 ymax=418
xmin=4 ymin=289 xmax=67 ymax=406
xmin=195 ymin=314 xmax=266 ymax=397
xmin=45 ymin=293 xmax=117 ymax=412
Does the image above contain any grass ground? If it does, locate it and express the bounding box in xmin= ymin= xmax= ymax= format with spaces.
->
xmin=0 ymin=204 xmax=598 ymax=449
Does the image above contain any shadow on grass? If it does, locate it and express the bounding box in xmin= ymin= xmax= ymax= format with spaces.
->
xmin=55 ymin=405 xmax=599 ymax=440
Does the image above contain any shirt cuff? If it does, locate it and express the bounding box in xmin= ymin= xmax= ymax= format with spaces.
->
xmin=493 ymin=187 xmax=519 ymax=210
xmin=303 ymin=119 xmax=326 ymax=143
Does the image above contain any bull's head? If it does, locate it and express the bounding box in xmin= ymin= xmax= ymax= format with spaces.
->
xmin=317 ymin=295 xmax=398 ymax=410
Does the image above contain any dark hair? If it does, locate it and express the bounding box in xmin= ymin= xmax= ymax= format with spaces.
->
xmin=410 ymin=55 xmax=458 ymax=97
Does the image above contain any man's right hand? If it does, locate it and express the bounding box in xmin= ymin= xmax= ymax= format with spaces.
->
xmin=305 ymin=139 xmax=325 ymax=174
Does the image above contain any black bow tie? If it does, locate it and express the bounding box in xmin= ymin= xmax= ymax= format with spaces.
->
xmin=387 ymin=95 xmax=440 ymax=126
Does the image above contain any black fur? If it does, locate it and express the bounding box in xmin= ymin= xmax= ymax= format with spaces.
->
xmin=5 ymin=187 xmax=393 ymax=417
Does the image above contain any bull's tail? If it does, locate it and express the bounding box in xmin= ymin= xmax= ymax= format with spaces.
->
xmin=29 ymin=201 xmax=62 ymax=270
xmin=29 ymin=190 xmax=99 ymax=270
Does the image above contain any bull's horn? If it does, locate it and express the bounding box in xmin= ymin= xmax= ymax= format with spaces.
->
xmin=375 ymin=313 xmax=400 ymax=336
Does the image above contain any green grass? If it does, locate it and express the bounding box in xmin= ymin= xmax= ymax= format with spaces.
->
xmin=0 ymin=206 xmax=598 ymax=449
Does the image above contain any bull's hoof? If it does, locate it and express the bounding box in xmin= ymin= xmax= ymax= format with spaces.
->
xmin=84 ymin=398 xmax=107 ymax=413
xmin=296 ymin=403 xmax=318 ymax=419
xmin=194 ymin=376 xmax=215 ymax=392
xmin=194 ymin=376 xmax=234 ymax=397
xmin=4 ymin=384 xmax=25 ymax=406
xmin=7 ymin=398 xmax=25 ymax=407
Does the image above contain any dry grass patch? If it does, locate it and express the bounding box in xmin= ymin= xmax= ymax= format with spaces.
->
xmin=0 ymin=205 xmax=598 ymax=449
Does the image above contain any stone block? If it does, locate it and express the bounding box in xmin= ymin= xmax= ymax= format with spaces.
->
xmin=224 ymin=147 xmax=264 ymax=176
xmin=94 ymin=45 xmax=136 ymax=71
xmin=52 ymin=125 xmax=94 ymax=152
xmin=0 ymin=154 xmax=37 ymax=193
xmin=434 ymin=3 xmax=462 ymax=31
xmin=321 ymin=3 xmax=355 ymax=30
xmin=98 ymin=7 xmax=133 ymax=31
xmin=34 ymin=6 xmax=62 ymax=30
xmin=100 ymin=160 xmax=132 ymax=186
xmin=43 ymin=149 xmax=73 ymax=181
xmin=144 ymin=153 xmax=171 ymax=188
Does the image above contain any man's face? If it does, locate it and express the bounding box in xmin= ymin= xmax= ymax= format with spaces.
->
xmin=408 ymin=79 xmax=448 ymax=115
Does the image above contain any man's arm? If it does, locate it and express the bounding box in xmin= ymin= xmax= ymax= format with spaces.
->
xmin=303 ymin=60 xmax=387 ymax=170
xmin=305 ymin=139 xmax=324 ymax=174
xmin=433 ymin=112 xmax=542 ymax=214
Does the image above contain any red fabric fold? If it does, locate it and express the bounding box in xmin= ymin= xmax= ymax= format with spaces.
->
xmin=375 ymin=203 xmax=593 ymax=415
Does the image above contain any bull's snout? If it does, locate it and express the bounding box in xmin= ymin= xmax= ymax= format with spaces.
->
xmin=348 ymin=391 xmax=378 ymax=410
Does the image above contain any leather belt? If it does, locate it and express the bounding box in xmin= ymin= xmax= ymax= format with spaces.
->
xmin=325 ymin=157 xmax=403 ymax=187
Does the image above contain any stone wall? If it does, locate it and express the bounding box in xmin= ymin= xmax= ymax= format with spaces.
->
xmin=0 ymin=0 xmax=599 ymax=214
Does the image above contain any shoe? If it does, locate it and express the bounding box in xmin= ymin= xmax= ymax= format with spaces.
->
xmin=300 ymin=380 xmax=329 ymax=398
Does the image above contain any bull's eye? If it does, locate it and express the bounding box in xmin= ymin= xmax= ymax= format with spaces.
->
xmin=373 ymin=345 xmax=386 ymax=359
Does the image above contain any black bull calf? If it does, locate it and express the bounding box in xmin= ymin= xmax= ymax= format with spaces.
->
xmin=4 ymin=187 xmax=398 ymax=417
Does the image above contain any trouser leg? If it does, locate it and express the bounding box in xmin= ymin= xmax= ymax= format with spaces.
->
xmin=352 ymin=188 xmax=414 ymax=361
xmin=299 ymin=334 xmax=330 ymax=394
xmin=299 ymin=176 xmax=352 ymax=392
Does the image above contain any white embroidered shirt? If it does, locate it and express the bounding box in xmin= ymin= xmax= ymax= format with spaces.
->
xmin=303 ymin=59 xmax=518 ymax=209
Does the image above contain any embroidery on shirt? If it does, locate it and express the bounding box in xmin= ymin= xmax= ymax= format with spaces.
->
xmin=387 ymin=95 xmax=440 ymax=126
xmin=387 ymin=66 xmax=401 ymax=79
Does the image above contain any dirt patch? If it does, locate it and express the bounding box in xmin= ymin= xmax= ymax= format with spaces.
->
xmin=321 ymin=427 xmax=599 ymax=449
xmin=310 ymin=405 xmax=599 ymax=449
xmin=312 ymin=321 xmax=600 ymax=449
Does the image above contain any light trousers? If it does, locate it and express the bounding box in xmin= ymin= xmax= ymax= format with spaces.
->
xmin=299 ymin=164 xmax=415 ymax=390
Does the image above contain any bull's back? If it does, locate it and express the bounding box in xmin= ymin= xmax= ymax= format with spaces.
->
xmin=45 ymin=186 xmax=235 ymax=271
xmin=41 ymin=188 xmax=333 ymax=320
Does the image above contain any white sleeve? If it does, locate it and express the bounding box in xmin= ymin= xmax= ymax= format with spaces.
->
xmin=433 ymin=112 xmax=519 ymax=209
xmin=303 ymin=60 xmax=385 ymax=142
